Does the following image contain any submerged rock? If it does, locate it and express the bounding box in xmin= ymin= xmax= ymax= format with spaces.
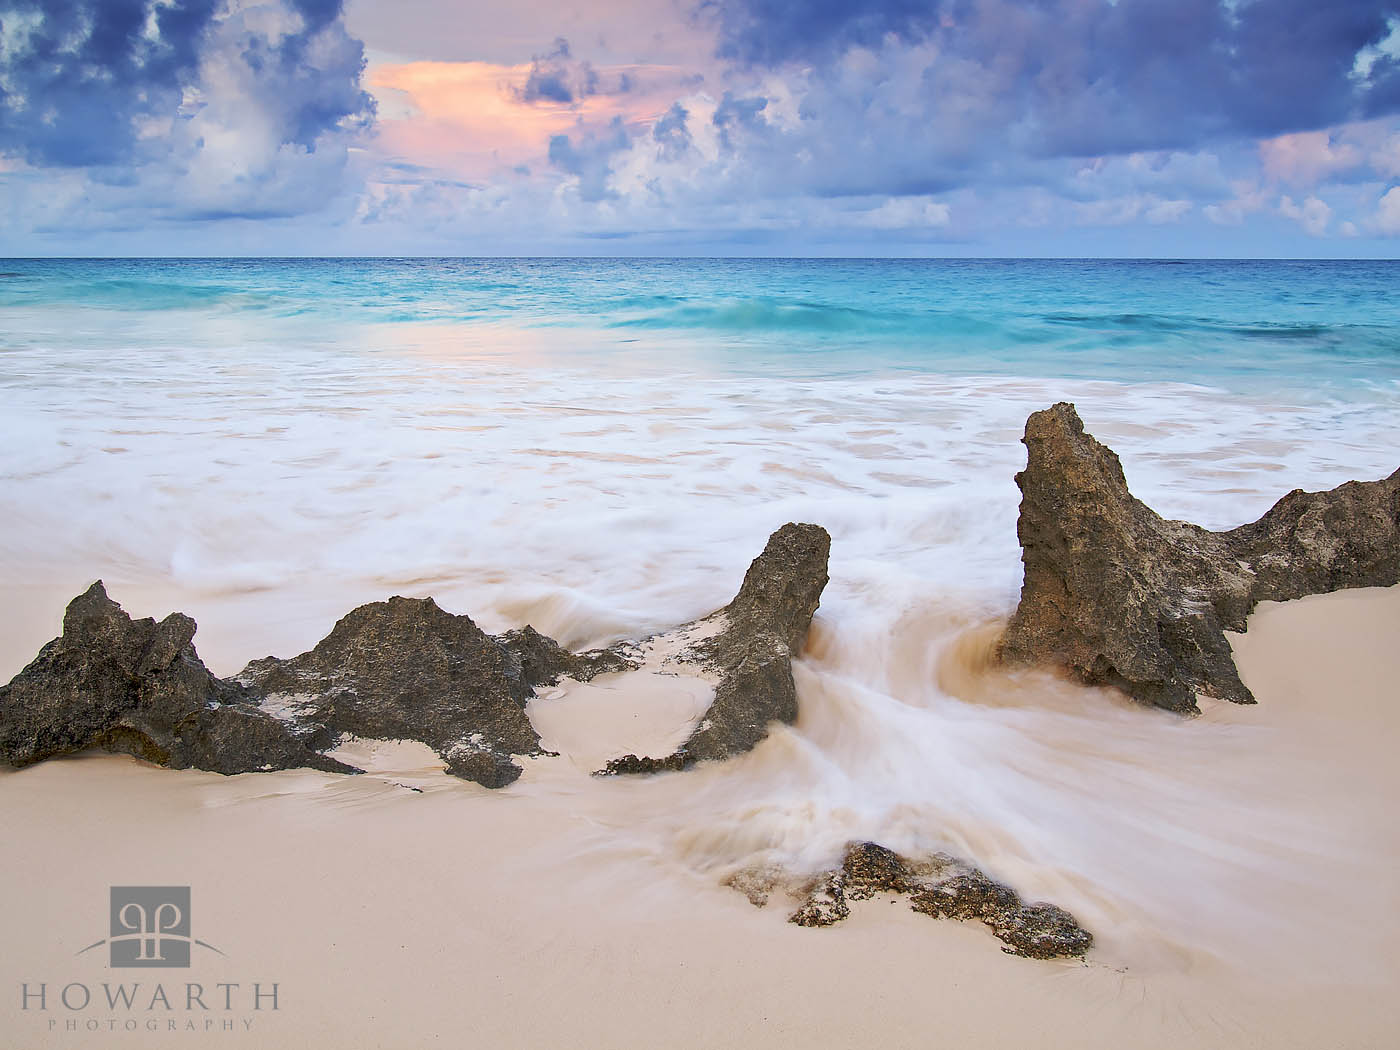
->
xmin=780 ymin=842 xmax=1093 ymax=960
xmin=599 ymin=522 xmax=831 ymax=775
xmin=999 ymin=402 xmax=1400 ymax=713
xmin=0 ymin=582 xmax=349 ymax=776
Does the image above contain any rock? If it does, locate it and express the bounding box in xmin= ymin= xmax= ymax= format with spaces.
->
xmin=598 ymin=751 xmax=689 ymax=776
xmin=990 ymin=903 xmax=1095 ymax=961
xmin=238 ymin=595 xmax=559 ymax=788
xmin=776 ymin=841 xmax=1093 ymax=960
xmin=721 ymin=865 xmax=785 ymax=908
xmin=7 ymin=526 xmax=831 ymax=787
xmin=498 ymin=625 xmax=631 ymax=688
xmin=909 ymin=874 xmax=1092 ymax=959
xmin=712 ymin=520 xmax=832 ymax=656
xmin=841 ymin=841 xmax=922 ymax=900
xmin=999 ymin=403 xmax=1400 ymax=713
xmin=1224 ymin=475 xmax=1400 ymax=603
xmin=909 ymin=870 xmax=1019 ymax=922
xmin=0 ymin=582 xmax=350 ymax=776
xmin=788 ymin=871 xmax=850 ymax=927
xmin=601 ymin=522 xmax=830 ymax=774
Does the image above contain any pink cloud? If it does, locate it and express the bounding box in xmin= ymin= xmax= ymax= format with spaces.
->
xmin=367 ymin=60 xmax=693 ymax=179
xmin=1258 ymin=131 xmax=1362 ymax=187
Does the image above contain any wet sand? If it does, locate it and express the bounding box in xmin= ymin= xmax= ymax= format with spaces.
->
xmin=1 ymin=585 xmax=1397 ymax=1049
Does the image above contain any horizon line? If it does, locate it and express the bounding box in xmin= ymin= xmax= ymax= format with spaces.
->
xmin=3 ymin=255 xmax=1398 ymax=263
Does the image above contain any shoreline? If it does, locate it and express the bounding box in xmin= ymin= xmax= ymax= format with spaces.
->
xmin=1 ymin=584 xmax=1396 ymax=1048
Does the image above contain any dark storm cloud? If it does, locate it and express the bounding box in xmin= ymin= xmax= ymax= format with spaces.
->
xmin=0 ymin=0 xmax=372 ymax=168
xmin=700 ymin=0 xmax=1400 ymax=151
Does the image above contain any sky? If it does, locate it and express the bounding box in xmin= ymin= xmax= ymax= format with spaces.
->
xmin=2 ymin=0 xmax=1400 ymax=255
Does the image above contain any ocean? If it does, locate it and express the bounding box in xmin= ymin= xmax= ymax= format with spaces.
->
xmin=2 ymin=257 xmax=1398 ymax=973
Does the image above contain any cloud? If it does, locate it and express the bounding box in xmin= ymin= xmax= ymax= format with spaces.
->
xmin=705 ymin=0 xmax=937 ymax=67
xmin=1369 ymin=130 xmax=1400 ymax=175
xmin=517 ymin=37 xmax=599 ymax=104
xmin=1278 ymin=193 xmax=1334 ymax=236
xmin=700 ymin=0 xmax=1400 ymax=156
xmin=1371 ymin=184 xmax=1400 ymax=233
xmin=1203 ymin=181 xmax=1270 ymax=225
xmin=1260 ymin=131 xmax=1365 ymax=184
xmin=548 ymin=115 xmax=631 ymax=200
xmin=861 ymin=195 xmax=949 ymax=229
xmin=0 ymin=0 xmax=373 ymax=221
xmin=367 ymin=57 xmax=699 ymax=182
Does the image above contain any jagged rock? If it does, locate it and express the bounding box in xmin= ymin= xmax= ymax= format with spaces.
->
xmin=774 ymin=841 xmax=1092 ymax=959
xmin=601 ymin=522 xmax=830 ymax=774
xmin=238 ymin=596 xmax=574 ymax=788
xmin=0 ymin=582 xmax=350 ymax=776
xmin=999 ymin=403 xmax=1400 ymax=713
xmin=8 ymin=526 xmax=830 ymax=787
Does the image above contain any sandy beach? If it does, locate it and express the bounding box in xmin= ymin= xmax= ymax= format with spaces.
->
xmin=2 ymin=583 xmax=1396 ymax=1049
xmin=4 ymin=0 xmax=1399 ymax=1037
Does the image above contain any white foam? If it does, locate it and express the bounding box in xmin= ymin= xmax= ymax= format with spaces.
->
xmin=3 ymin=311 xmax=1398 ymax=976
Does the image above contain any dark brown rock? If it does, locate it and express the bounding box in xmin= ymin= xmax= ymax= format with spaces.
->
xmin=710 ymin=520 xmax=832 ymax=656
xmin=990 ymin=903 xmax=1094 ymax=961
xmin=1224 ymin=475 xmax=1400 ymax=603
xmin=0 ymin=582 xmax=350 ymax=776
xmin=498 ymin=625 xmax=631 ymax=688
xmin=778 ymin=841 xmax=1093 ymax=960
xmin=238 ymin=596 xmax=554 ymax=788
xmin=999 ymin=403 xmax=1400 ymax=713
xmin=601 ymin=522 xmax=830 ymax=775
xmin=788 ymin=870 xmax=850 ymax=927
xmin=841 ymin=841 xmax=920 ymax=900
xmin=910 ymin=871 xmax=1019 ymax=922
xmin=910 ymin=870 xmax=1093 ymax=960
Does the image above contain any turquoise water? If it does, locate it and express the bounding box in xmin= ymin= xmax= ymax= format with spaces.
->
xmin=2 ymin=258 xmax=1397 ymax=390
xmin=2 ymin=258 xmax=1399 ymax=971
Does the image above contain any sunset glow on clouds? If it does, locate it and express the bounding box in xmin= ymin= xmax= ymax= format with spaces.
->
xmin=2 ymin=0 xmax=1400 ymax=254
xmin=368 ymin=55 xmax=698 ymax=179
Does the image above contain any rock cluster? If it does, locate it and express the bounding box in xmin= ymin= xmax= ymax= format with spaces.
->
xmin=1 ymin=524 xmax=830 ymax=787
xmin=999 ymin=402 xmax=1399 ymax=713
xmin=782 ymin=842 xmax=1093 ymax=960
xmin=0 ymin=582 xmax=350 ymax=776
